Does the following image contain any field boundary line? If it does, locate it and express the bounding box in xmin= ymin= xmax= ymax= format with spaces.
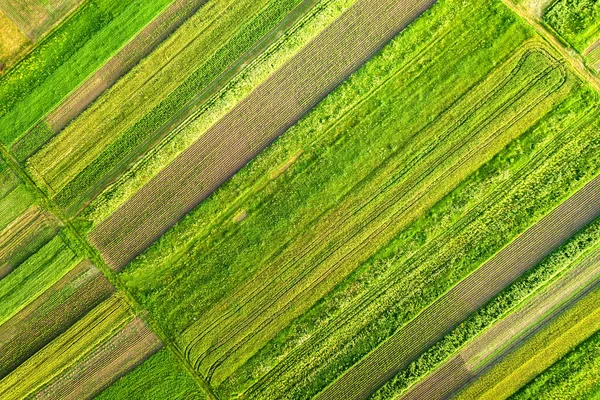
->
xmin=502 ymin=0 xmax=600 ymax=93
xmin=0 ymin=144 xmax=219 ymax=398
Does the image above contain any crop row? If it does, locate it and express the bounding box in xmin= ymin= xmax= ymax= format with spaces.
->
xmin=512 ymin=324 xmax=600 ymax=399
xmin=28 ymin=0 xmax=272 ymax=193
xmin=34 ymin=317 xmax=162 ymax=400
xmin=110 ymin=1 xmax=539 ymax=394
xmin=0 ymin=206 xmax=58 ymax=279
xmin=78 ymin=0 xmax=356 ymax=230
xmin=0 ymin=233 xmax=82 ymax=327
xmin=0 ymin=294 xmax=132 ymax=399
xmin=184 ymin=44 xmax=566 ymax=387
xmin=228 ymin=50 xmax=594 ymax=400
xmin=87 ymin=0 xmax=361 ymax=270
xmin=456 ymin=280 xmax=600 ymax=399
xmin=372 ymin=203 xmax=600 ymax=399
xmin=34 ymin=0 xmax=315 ymax=218
xmin=0 ymin=261 xmax=114 ymax=379
xmin=252 ymin=92 xmax=600 ymax=400
xmin=11 ymin=0 xmax=207 ymax=162
xmin=0 ymin=0 xmax=172 ymax=145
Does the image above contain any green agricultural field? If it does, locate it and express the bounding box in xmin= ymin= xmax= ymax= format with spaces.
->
xmin=2 ymin=0 xmax=600 ymax=397
xmin=0 ymin=0 xmax=172 ymax=146
xmin=96 ymin=348 xmax=207 ymax=400
xmin=544 ymin=0 xmax=600 ymax=52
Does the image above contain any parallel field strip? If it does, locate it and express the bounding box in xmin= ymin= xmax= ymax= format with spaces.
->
xmin=247 ymin=83 xmax=588 ymax=398
xmin=183 ymin=46 xmax=566 ymax=385
xmin=0 ymin=295 xmax=133 ymax=399
xmin=400 ymin=356 xmax=474 ymax=400
xmin=42 ymin=0 xmax=207 ymax=134
xmin=88 ymin=0 xmax=439 ymax=270
xmin=0 ymin=206 xmax=58 ymax=279
xmin=459 ymin=279 xmax=600 ymax=400
xmin=400 ymin=235 xmax=600 ymax=400
xmin=315 ymin=152 xmax=600 ymax=400
xmin=129 ymin=1 xmax=484 ymax=290
xmin=463 ymin=248 xmax=600 ymax=370
xmin=38 ymin=0 xmax=316 ymax=215
xmin=0 ymin=261 xmax=115 ymax=380
xmin=32 ymin=317 xmax=162 ymax=400
xmin=177 ymin=5 xmax=491 ymax=363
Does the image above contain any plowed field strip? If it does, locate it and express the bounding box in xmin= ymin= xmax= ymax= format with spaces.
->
xmin=316 ymin=174 xmax=600 ymax=400
xmin=400 ymin=245 xmax=600 ymax=400
xmin=401 ymin=356 xmax=474 ymax=400
xmin=0 ymin=261 xmax=114 ymax=380
xmin=32 ymin=317 xmax=162 ymax=400
xmin=187 ymin=49 xmax=565 ymax=382
xmin=42 ymin=0 xmax=206 ymax=134
xmin=89 ymin=0 xmax=439 ymax=270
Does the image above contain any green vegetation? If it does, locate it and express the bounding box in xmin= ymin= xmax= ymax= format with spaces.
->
xmin=111 ymin=0 xmax=600 ymax=396
xmin=0 ymin=295 xmax=132 ymax=399
xmin=0 ymin=233 xmax=81 ymax=326
xmin=371 ymin=216 xmax=600 ymax=399
xmin=0 ymin=263 xmax=114 ymax=380
xmin=12 ymin=121 xmax=55 ymax=162
xmin=0 ymin=0 xmax=172 ymax=145
xmin=0 ymin=160 xmax=36 ymax=230
xmin=456 ymin=284 xmax=600 ymax=399
xmin=74 ymin=0 xmax=356 ymax=225
xmin=96 ymin=349 xmax=206 ymax=400
xmin=512 ymin=328 xmax=600 ymax=399
xmin=544 ymin=0 xmax=600 ymax=52
xmin=27 ymin=0 xmax=331 ymax=216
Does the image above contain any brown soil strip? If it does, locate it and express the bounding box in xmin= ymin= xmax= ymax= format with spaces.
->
xmin=32 ymin=317 xmax=162 ymax=400
xmin=0 ymin=206 xmax=59 ymax=279
xmin=316 ymin=176 xmax=600 ymax=400
xmin=0 ymin=260 xmax=114 ymax=380
xmin=400 ymin=247 xmax=600 ymax=400
xmin=43 ymin=0 xmax=207 ymax=134
xmin=401 ymin=355 xmax=475 ymax=400
xmin=89 ymin=0 xmax=440 ymax=271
